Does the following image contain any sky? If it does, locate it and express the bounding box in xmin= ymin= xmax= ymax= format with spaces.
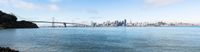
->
xmin=0 ymin=0 xmax=200 ymax=24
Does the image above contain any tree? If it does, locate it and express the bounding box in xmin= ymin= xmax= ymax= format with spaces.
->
xmin=0 ymin=11 xmax=17 ymax=23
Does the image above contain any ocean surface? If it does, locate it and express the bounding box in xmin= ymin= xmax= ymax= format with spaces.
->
xmin=0 ymin=27 xmax=200 ymax=52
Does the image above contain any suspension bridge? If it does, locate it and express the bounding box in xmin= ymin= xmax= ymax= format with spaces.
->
xmin=29 ymin=21 xmax=89 ymax=27
xmin=20 ymin=17 xmax=89 ymax=27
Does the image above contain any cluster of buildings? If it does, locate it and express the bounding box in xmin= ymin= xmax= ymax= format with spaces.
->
xmin=91 ymin=19 xmax=127 ymax=27
xmin=90 ymin=19 xmax=198 ymax=27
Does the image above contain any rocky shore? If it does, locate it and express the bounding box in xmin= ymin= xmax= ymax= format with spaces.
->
xmin=0 ymin=47 xmax=19 ymax=52
xmin=0 ymin=10 xmax=38 ymax=29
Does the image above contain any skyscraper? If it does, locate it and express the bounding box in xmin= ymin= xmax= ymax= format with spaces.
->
xmin=124 ymin=19 xmax=127 ymax=27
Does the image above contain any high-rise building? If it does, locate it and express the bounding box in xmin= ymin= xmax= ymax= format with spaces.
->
xmin=124 ymin=19 xmax=127 ymax=26
xmin=121 ymin=19 xmax=127 ymax=26
xmin=91 ymin=22 xmax=97 ymax=27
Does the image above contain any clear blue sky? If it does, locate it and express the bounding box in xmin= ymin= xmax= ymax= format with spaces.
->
xmin=0 ymin=0 xmax=200 ymax=24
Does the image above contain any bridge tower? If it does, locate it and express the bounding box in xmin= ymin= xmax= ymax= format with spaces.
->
xmin=63 ymin=23 xmax=67 ymax=27
xmin=52 ymin=17 xmax=55 ymax=27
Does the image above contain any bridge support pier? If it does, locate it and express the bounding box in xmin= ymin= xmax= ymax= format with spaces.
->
xmin=63 ymin=23 xmax=67 ymax=27
xmin=52 ymin=22 xmax=55 ymax=27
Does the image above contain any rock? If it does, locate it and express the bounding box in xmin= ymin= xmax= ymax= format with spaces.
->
xmin=0 ymin=10 xmax=38 ymax=28
xmin=0 ymin=47 xmax=19 ymax=52
xmin=2 ymin=21 xmax=38 ymax=28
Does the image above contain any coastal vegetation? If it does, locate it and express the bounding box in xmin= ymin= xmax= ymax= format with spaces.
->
xmin=0 ymin=10 xmax=38 ymax=29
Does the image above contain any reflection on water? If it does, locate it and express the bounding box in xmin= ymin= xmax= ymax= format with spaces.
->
xmin=0 ymin=27 xmax=200 ymax=52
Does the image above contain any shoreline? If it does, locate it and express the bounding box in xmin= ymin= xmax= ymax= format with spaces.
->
xmin=0 ymin=27 xmax=3 ymax=29
xmin=0 ymin=47 xmax=19 ymax=52
xmin=97 ymin=25 xmax=200 ymax=27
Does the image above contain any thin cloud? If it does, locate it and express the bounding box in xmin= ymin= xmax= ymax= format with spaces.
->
xmin=85 ymin=9 xmax=99 ymax=14
xmin=48 ymin=4 xmax=60 ymax=11
xmin=0 ymin=0 xmax=60 ymax=11
xmin=144 ymin=0 xmax=184 ymax=7
xmin=13 ymin=0 xmax=39 ymax=10
xmin=50 ymin=0 xmax=62 ymax=3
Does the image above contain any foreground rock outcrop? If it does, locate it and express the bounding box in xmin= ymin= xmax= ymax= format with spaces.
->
xmin=0 ymin=10 xmax=38 ymax=28
xmin=0 ymin=47 xmax=19 ymax=52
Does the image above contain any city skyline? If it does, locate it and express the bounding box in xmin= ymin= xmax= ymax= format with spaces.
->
xmin=0 ymin=0 xmax=200 ymax=24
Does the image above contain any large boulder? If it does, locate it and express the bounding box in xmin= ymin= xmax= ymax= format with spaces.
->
xmin=0 ymin=47 xmax=19 ymax=52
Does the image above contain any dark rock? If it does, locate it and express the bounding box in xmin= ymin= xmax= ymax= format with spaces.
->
xmin=2 ymin=21 xmax=38 ymax=28
xmin=0 ymin=47 xmax=19 ymax=52
xmin=0 ymin=10 xmax=38 ymax=28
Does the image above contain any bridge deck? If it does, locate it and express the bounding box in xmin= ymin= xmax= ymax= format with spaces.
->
xmin=29 ymin=21 xmax=89 ymax=26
